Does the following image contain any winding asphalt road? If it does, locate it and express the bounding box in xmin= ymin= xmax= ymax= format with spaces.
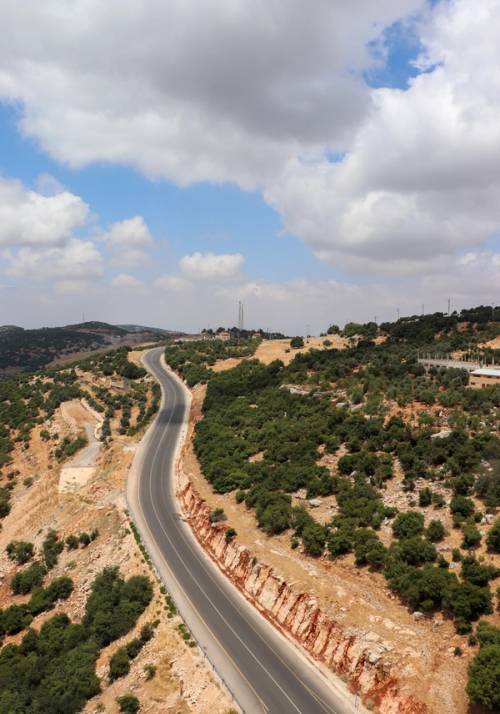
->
xmin=127 ymin=346 xmax=359 ymax=714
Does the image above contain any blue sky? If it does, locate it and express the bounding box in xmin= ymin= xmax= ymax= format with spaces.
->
xmin=0 ymin=1 xmax=498 ymax=333
xmin=0 ymin=103 xmax=338 ymax=285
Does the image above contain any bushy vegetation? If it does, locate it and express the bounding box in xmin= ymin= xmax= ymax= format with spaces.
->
xmin=83 ymin=567 xmax=153 ymax=646
xmin=0 ymin=345 xmax=161 ymax=502
xmin=467 ymin=621 xmax=500 ymax=711
xmin=0 ymin=576 xmax=73 ymax=637
xmin=42 ymin=530 xmax=65 ymax=570
xmin=6 ymin=540 xmax=34 ymax=564
xmin=0 ymin=567 xmax=152 ymax=713
xmin=117 ymin=694 xmax=140 ymax=714
xmin=164 ymin=337 xmax=260 ymax=386
xmin=109 ymin=621 xmax=156 ymax=681
xmin=191 ymin=308 xmax=500 ymax=632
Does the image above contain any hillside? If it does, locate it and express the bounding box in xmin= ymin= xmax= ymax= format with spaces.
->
xmin=0 ymin=347 xmax=231 ymax=713
xmin=0 ymin=321 xmax=176 ymax=375
xmin=164 ymin=306 xmax=500 ymax=714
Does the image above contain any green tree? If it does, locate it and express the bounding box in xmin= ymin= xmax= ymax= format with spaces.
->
xmin=392 ymin=511 xmax=425 ymax=539
xmin=467 ymin=644 xmax=500 ymax=710
xmin=290 ymin=336 xmax=304 ymax=349
xmin=6 ymin=540 xmax=34 ymax=564
xmin=462 ymin=522 xmax=481 ymax=549
xmin=11 ymin=561 xmax=47 ymax=595
xmin=419 ymin=488 xmax=432 ymax=507
xmin=486 ymin=518 xmax=500 ymax=552
xmin=302 ymin=523 xmax=326 ymax=557
xmin=109 ymin=647 xmax=130 ymax=681
xmin=426 ymin=520 xmax=446 ymax=542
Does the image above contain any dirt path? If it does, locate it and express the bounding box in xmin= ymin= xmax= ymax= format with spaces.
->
xmin=59 ymin=400 xmax=103 ymax=493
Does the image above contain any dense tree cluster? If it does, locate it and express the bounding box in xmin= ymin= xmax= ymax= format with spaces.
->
xmin=164 ymin=337 xmax=260 ymax=386
xmin=467 ymin=621 xmax=500 ymax=711
xmin=0 ymin=567 xmax=152 ymax=713
xmin=0 ymin=346 xmax=160 ymax=495
xmin=192 ymin=310 xmax=500 ymax=633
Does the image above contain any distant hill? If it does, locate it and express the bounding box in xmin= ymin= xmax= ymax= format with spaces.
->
xmin=0 ymin=321 xmax=181 ymax=375
xmin=116 ymin=323 xmax=178 ymax=335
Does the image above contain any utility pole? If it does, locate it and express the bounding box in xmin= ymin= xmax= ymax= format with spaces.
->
xmin=397 ymin=307 xmax=400 ymax=321
xmin=447 ymin=297 xmax=451 ymax=315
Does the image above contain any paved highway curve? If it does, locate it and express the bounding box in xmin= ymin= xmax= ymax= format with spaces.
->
xmin=128 ymin=347 xmax=359 ymax=714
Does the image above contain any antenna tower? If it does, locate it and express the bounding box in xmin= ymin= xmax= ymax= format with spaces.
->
xmin=238 ymin=301 xmax=244 ymax=332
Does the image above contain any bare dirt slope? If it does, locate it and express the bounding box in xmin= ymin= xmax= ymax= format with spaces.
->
xmin=255 ymin=336 xmax=348 ymax=365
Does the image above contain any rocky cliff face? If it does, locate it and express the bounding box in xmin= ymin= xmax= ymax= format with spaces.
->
xmin=176 ymin=466 xmax=428 ymax=714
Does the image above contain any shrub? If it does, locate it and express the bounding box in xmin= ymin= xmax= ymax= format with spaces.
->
xmin=11 ymin=561 xmax=47 ymax=595
xmin=79 ymin=532 xmax=91 ymax=547
xmin=354 ymin=530 xmax=387 ymax=567
xmin=66 ymin=534 xmax=79 ymax=550
xmin=0 ymin=487 xmax=11 ymax=518
xmin=0 ymin=604 xmax=32 ymax=635
xmin=255 ymin=493 xmax=292 ymax=535
xmin=209 ymin=508 xmax=227 ymax=524
xmin=6 ymin=540 xmax=34 ymax=564
xmin=462 ymin=522 xmax=481 ymax=549
xmin=450 ymin=495 xmax=475 ymax=518
xmin=45 ymin=576 xmax=74 ymax=602
xmin=327 ymin=528 xmax=353 ymax=559
xmin=117 ymin=695 xmax=140 ymax=714
xmin=109 ymin=647 xmax=130 ymax=681
xmin=302 ymin=522 xmax=327 ymax=557
xmin=225 ymin=528 xmax=237 ymax=543
xmin=83 ymin=567 xmax=153 ymax=647
xmin=28 ymin=576 xmax=74 ymax=615
xmin=392 ymin=511 xmax=425 ymax=539
xmin=426 ymin=520 xmax=446 ymax=542
xmin=140 ymin=622 xmax=155 ymax=643
xmin=290 ymin=337 xmax=304 ymax=349
xmin=144 ymin=663 xmax=157 ymax=680
xmin=126 ymin=638 xmax=143 ymax=659
xmin=467 ymin=643 xmax=500 ymax=710
xmin=391 ymin=537 xmax=437 ymax=566
xmin=419 ymin=488 xmax=432 ymax=507
xmin=461 ymin=557 xmax=499 ymax=586
xmin=43 ymin=530 xmax=64 ymax=569
xmin=444 ymin=581 xmax=492 ymax=623
xmin=486 ymin=518 xmax=500 ymax=552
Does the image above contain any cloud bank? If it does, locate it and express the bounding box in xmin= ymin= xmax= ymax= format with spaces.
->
xmin=1 ymin=1 xmax=500 ymax=330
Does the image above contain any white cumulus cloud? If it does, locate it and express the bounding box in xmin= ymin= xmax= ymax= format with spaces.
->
xmin=0 ymin=0 xmax=423 ymax=188
xmin=180 ymin=252 xmax=244 ymax=280
xmin=102 ymin=216 xmax=153 ymax=267
xmin=0 ymin=177 xmax=89 ymax=247
xmin=6 ymin=238 xmax=103 ymax=282
xmin=103 ymin=216 xmax=152 ymax=247
xmin=267 ymin=0 xmax=500 ymax=274
xmin=111 ymin=273 xmax=145 ymax=290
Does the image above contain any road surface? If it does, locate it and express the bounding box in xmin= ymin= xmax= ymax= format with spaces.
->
xmin=128 ymin=346 xmax=359 ymax=714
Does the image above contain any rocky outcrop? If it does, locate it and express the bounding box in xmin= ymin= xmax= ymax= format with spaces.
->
xmin=176 ymin=469 xmax=428 ymax=714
